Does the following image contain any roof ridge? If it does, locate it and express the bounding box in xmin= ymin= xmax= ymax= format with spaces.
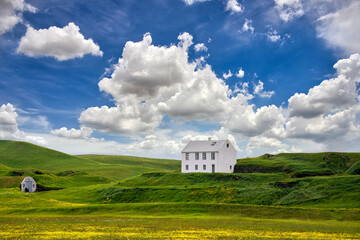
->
xmin=181 ymin=139 xmax=228 ymax=152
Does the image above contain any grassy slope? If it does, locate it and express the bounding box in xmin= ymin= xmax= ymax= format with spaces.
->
xmin=235 ymin=152 xmax=360 ymax=177
xmin=0 ymin=140 xmax=180 ymax=189
xmin=78 ymin=155 xmax=180 ymax=181
xmin=31 ymin=172 xmax=360 ymax=208
xmin=0 ymin=140 xmax=100 ymax=171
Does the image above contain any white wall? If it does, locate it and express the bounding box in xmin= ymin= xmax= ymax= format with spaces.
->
xmin=217 ymin=140 xmax=237 ymax=173
xmin=181 ymin=152 xmax=218 ymax=173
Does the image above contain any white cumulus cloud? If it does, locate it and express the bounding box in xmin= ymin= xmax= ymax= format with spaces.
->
xmin=194 ymin=43 xmax=208 ymax=52
xmin=286 ymin=109 xmax=356 ymax=142
xmin=288 ymin=53 xmax=360 ymax=118
xmin=225 ymin=0 xmax=244 ymax=14
xmin=223 ymin=70 xmax=233 ymax=79
xmin=17 ymin=22 xmax=103 ymax=61
xmin=0 ymin=103 xmax=46 ymax=146
xmin=177 ymin=32 xmax=194 ymax=50
xmin=236 ymin=68 xmax=245 ymax=78
xmin=0 ymin=0 xmax=36 ymax=35
xmin=241 ymin=19 xmax=254 ymax=33
xmin=0 ymin=103 xmax=21 ymax=139
xmin=253 ymin=80 xmax=275 ymax=98
xmin=283 ymin=54 xmax=360 ymax=150
xmin=51 ymin=126 xmax=93 ymax=139
xmin=80 ymin=32 xmax=245 ymax=134
xmin=80 ymin=104 xmax=162 ymax=135
xmin=225 ymin=104 xmax=285 ymax=138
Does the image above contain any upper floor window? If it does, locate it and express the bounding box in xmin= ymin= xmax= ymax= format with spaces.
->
xmin=211 ymin=152 xmax=215 ymax=160
xmin=227 ymin=143 xmax=229 ymax=148
xmin=185 ymin=153 xmax=189 ymax=160
xmin=202 ymin=152 xmax=206 ymax=160
xmin=195 ymin=153 xmax=199 ymax=160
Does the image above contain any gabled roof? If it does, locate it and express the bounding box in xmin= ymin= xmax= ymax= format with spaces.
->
xmin=21 ymin=176 xmax=36 ymax=184
xmin=182 ymin=140 xmax=227 ymax=152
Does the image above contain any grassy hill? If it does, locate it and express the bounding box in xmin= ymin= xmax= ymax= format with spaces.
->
xmin=1 ymin=140 xmax=359 ymax=208
xmin=36 ymin=172 xmax=360 ymax=208
xmin=234 ymin=152 xmax=360 ymax=177
xmin=78 ymin=155 xmax=180 ymax=181
xmin=0 ymin=140 xmax=180 ymax=189
xmin=0 ymin=140 xmax=100 ymax=171
xmin=1 ymin=140 xmax=360 ymax=239
xmin=1 ymin=140 xmax=360 ymax=208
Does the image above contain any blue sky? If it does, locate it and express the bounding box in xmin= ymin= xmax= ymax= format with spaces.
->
xmin=0 ymin=0 xmax=359 ymax=159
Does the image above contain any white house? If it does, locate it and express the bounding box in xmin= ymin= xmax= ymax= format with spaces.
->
xmin=181 ymin=138 xmax=237 ymax=173
xmin=21 ymin=176 xmax=37 ymax=192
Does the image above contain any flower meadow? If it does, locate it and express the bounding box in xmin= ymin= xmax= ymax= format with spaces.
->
xmin=1 ymin=217 xmax=360 ymax=240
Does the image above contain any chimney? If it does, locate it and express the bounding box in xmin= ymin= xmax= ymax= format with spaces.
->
xmin=208 ymin=137 xmax=211 ymax=141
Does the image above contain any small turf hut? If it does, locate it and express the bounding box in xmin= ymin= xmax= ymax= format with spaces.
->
xmin=21 ymin=176 xmax=37 ymax=192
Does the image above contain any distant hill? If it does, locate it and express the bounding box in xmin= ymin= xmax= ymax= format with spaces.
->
xmin=0 ymin=140 xmax=100 ymax=171
xmin=78 ymin=155 xmax=180 ymax=181
xmin=0 ymin=140 xmax=180 ymax=188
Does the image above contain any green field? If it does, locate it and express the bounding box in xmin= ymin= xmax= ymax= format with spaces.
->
xmin=0 ymin=140 xmax=360 ymax=239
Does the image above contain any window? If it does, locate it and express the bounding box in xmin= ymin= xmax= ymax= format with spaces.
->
xmin=23 ymin=184 xmax=25 ymax=188
xmin=195 ymin=165 xmax=198 ymax=170
xmin=230 ymin=165 xmax=232 ymax=170
xmin=211 ymin=141 xmax=217 ymax=146
xmin=195 ymin=153 xmax=199 ymax=160
xmin=203 ymin=165 xmax=206 ymax=170
xmin=211 ymin=152 xmax=215 ymax=160
xmin=227 ymin=143 xmax=229 ymax=148
xmin=185 ymin=165 xmax=189 ymax=170
xmin=185 ymin=153 xmax=189 ymax=160
xmin=202 ymin=152 xmax=206 ymax=160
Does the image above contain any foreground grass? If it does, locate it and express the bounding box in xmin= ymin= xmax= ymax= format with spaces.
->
xmin=0 ymin=215 xmax=359 ymax=239
xmin=2 ymin=202 xmax=360 ymax=222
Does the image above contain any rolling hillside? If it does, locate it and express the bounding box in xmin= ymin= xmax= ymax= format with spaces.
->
xmin=0 ymin=140 xmax=359 ymax=209
xmin=0 ymin=140 xmax=180 ymax=189
xmin=78 ymin=154 xmax=180 ymax=180
xmin=38 ymin=172 xmax=360 ymax=208
xmin=0 ymin=140 xmax=360 ymax=239
xmin=0 ymin=140 xmax=100 ymax=171
xmin=234 ymin=152 xmax=360 ymax=177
